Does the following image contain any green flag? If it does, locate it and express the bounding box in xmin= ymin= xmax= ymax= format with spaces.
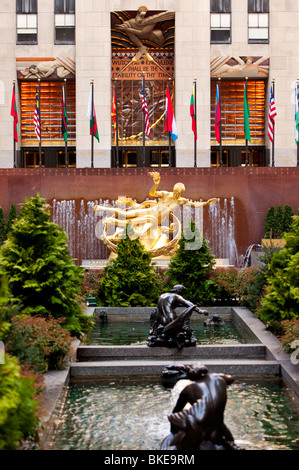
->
xmin=243 ymin=84 xmax=251 ymax=142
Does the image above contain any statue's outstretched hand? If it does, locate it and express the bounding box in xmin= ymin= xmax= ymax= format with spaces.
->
xmin=207 ymin=198 xmax=217 ymax=205
xmin=195 ymin=306 xmax=209 ymax=316
xmin=148 ymin=171 xmax=160 ymax=185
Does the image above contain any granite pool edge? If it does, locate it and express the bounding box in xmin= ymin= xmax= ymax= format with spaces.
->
xmin=38 ymin=307 xmax=299 ymax=449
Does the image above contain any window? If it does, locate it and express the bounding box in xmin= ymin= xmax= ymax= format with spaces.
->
xmin=210 ymin=0 xmax=231 ymax=44
xmin=20 ymin=81 xmax=76 ymax=146
xmin=248 ymin=0 xmax=269 ymax=43
xmin=210 ymin=80 xmax=266 ymax=144
xmin=54 ymin=0 xmax=75 ymax=44
xmin=16 ymin=0 xmax=37 ymax=44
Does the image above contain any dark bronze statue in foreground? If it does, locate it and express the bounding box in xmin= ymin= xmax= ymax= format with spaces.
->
xmin=147 ymin=285 xmax=208 ymax=349
xmin=160 ymin=364 xmax=239 ymax=451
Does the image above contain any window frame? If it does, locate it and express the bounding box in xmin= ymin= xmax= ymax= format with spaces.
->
xmin=248 ymin=0 xmax=269 ymax=43
xmin=16 ymin=0 xmax=38 ymax=44
xmin=210 ymin=0 xmax=232 ymax=44
xmin=54 ymin=0 xmax=76 ymax=45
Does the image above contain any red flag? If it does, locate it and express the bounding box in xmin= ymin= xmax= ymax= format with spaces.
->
xmin=215 ymin=84 xmax=221 ymax=143
xmin=111 ymin=88 xmax=116 ymax=136
xmin=190 ymin=85 xmax=197 ymax=141
xmin=11 ymin=85 xmax=18 ymax=142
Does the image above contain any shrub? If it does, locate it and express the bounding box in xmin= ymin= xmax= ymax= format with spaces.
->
xmin=0 ymin=194 xmax=92 ymax=336
xmin=263 ymin=204 xmax=294 ymax=239
xmin=258 ymin=215 xmax=299 ymax=322
xmin=6 ymin=315 xmax=72 ymax=374
xmin=166 ymin=220 xmax=217 ymax=305
xmin=6 ymin=203 xmax=18 ymax=235
xmin=209 ymin=266 xmax=261 ymax=306
xmin=0 ymin=207 xmax=6 ymax=246
xmin=98 ymin=224 xmax=160 ymax=307
xmin=0 ymin=354 xmax=40 ymax=450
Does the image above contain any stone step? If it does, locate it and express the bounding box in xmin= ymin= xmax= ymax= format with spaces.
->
xmin=70 ymin=358 xmax=280 ymax=381
xmin=76 ymin=344 xmax=267 ymax=362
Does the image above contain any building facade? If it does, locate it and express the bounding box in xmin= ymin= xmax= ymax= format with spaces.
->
xmin=0 ymin=0 xmax=299 ymax=169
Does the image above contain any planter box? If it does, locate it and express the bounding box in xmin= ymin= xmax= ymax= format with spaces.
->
xmin=261 ymin=238 xmax=286 ymax=248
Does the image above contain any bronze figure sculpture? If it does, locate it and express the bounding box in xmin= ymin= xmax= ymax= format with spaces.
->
xmin=160 ymin=364 xmax=239 ymax=451
xmin=147 ymin=285 xmax=208 ymax=349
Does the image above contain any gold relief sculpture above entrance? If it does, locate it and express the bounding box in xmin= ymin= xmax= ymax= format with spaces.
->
xmin=111 ymin=7 xmax=175 ymax=80
xmin=111 ymin=8 xmax=175 ymax=148
xmin=17 ymin=57 xmax=75 ymax=80
xmin=211 ymin=57 xmax=269 ymax=78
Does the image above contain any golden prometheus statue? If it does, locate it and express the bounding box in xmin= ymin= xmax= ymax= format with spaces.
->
xmin=94 ymin=172 xmax=217 ymax=258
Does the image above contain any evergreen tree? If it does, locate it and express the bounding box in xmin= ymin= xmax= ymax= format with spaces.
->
xmin=98 ymin=224 xmax=160 ymax=307
xmin=264 ymin=206 xmax=275 ymax=238
xmin=6 ymin=203 xmax=18 ymax=235
xmin=0 ymin=208 xmax=6 ymax=246
xmin=273 ymin=204 xmax=284 ymax=238
xmin=258 ymin=215 xmax=299 ymax=322
xmin=284 ymin=205 xmax=294 ymax=233
xmin=0 ymin=194 xmax=91 ymax=336
xmin=166 ymin=219 xmax=217 ymax=305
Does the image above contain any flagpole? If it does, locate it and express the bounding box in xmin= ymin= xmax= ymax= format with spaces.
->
xmin=194 ymin=78 xmax=197 ymax=168
xmin=271 ymin=78 xmax=275 ymax=167
xmin=114 ymin=79 xmax=119 ymax=168
xmin=91 ymin=79 xmax=94 ymax=168
xmin=168 ymin=79 xmax=172 ymax=167
xmin=245 ymin=77 xmax=249 ymax=167
xmin=142 ymin=74 xmax=146 ymax=167
xmin=13 ymin=79 xmax=16 ymax=168
xmin=297 ymin=78 xmax=299 ymax=167
xmin=218 ymin=78 xmax=223 ymax=167
xmin=38 ymin=79 xmax=42 ymax=168
xmin=64 ymin=79 xmax=68 ymax=168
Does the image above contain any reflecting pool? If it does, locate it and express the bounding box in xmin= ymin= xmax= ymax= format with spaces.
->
xmin=49 ymin=379 xmax=299 ymax=451
xmin=90 ymin=321 xmax=255 ymax=346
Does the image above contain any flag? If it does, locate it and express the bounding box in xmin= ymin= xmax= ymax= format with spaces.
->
xmin=164 ymin=86 xmax=178 ymax=142
xmin=243 ymin=84 xmax=251 ymax=142
xmin=190 ymin=85 xmax=197 ymax=140
xmin=215 ymin=84 xmax=221 ymax=143
xmin=61 ymin=85 xmax=68 ymax=144
xmin=295 ymin=83 xmax=299 ymax=145
xmin=111 ymin=87 xmax=116 ymax=136
xmin=34 ymin=85 xmax=40 ymax=141
xmin=11 ymin=85 xmax=18 ymax=143
xmin=267 ymin=85 xmax=277 ymax=143
xmin=87 ymin=84 xmax=100 ymax=142
xmin=142 ymin=81 xmax=150 ymax=137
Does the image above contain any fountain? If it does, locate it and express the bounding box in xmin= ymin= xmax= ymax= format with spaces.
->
xmin=147 ymin=285 xmax=208 ymax=349
xmin=44 ymin=174 xmax=298 ymax=452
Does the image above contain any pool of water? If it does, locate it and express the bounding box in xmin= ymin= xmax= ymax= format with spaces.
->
xmin=90 ymin=321 xmax=254 ymax=346
xmin=49 ymin=378 xmax=299 ymax=451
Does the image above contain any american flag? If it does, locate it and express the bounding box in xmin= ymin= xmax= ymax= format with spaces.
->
xmin=142 ymin=82 xmax=151 ymax=137
xmin=34 ymin=85 xmax=40 ymax=141
xmin=268 ymin=85 xmax=277 ymax=143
